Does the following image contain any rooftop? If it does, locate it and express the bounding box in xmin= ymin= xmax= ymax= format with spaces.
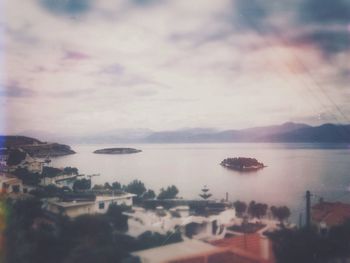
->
xmin=312 ymin=201 xmax=350 ymax=227
xmin=132 ymin=239 xmax=218 ymax=263
xmin=48 ymin=192 xmax=135 ymax=208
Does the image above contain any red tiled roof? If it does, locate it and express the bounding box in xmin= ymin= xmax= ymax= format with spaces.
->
xmin=312 ymin=202 xmax=350 ymax=227
xmin=167 ymin=234 xmax=275 ymax=263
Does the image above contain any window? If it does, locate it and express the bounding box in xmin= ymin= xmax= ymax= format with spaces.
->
xmin=99 ymin=202 xmax=105 ymax=210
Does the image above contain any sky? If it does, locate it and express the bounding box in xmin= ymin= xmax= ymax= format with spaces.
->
xmin=0 ymin=0 xmax=350 ymax=137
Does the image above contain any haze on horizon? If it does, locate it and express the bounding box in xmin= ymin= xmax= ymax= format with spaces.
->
xmin=0 ymin=0 xmax=349 ymax=137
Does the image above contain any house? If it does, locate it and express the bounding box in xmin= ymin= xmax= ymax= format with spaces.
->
xmin=45 ymin=191 xmax=136 ymax=218
xmin=0 ymin=150 xmax=8 ymax=168
xmin=18 ymin=155 xmax=44 ymax=174
xmin=6 ymin=150 xmax=44 ymax=174
xmin=0 ymin=173 xmax=24 ymax=194
xmin=40 ymin=173 xmax=79 ymax=189
xmin=132 ymin=234 xmax=275 ymax=263
xmin=131 ymin=239 xmax=219 ymax=263
xmin=312 ymin=200 xmax=350 ymax=233
xmin=126 ymin=206 xmax=236 ymax=241
xmin=210 ymin=234 xmax=275 ymax=263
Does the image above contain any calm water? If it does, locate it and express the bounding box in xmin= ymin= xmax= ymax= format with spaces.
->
xmin=50 ymin=143 xmax=350 ymax=222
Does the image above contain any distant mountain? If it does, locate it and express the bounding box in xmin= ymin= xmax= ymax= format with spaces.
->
xmin=260 ymin=124 xmax=350 ymax=142
xmin=144 ymin=122 xmax=312 ymax=143
xmin=145 ymin=128 xmax=218 ymax=143
xmin=13 ymin=123 xmax=350 ymax=144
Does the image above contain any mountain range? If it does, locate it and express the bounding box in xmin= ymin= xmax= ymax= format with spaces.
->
xmin=9 ymin=122 xmax=350 ymax=144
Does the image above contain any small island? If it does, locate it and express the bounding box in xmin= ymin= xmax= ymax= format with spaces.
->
xmin=220 ymin=157 xmax=266 ymax=171
xmin=93 ymin=148 xmax=142 ymax=154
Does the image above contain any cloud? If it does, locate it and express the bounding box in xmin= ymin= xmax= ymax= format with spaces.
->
xmin=5 ymin=25 xmax=40 ymax=46
xmin=2 ymin=0 xmax=350 ymax=135
xmin=63 ymin=50 xmax=90 ymax=60
xmin=99 ymin=64 xmax=125 ymax=75
xmin=0 ymin=81 xmax=34 ymax=98
xmin=39 ymin=0 xmax=92 ymax=15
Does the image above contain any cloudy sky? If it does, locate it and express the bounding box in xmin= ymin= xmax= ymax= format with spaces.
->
xmin=0 ymin=0 xmax=349 ymax=137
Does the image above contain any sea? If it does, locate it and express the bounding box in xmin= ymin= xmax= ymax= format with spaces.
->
xmin=50 ymin=143 xmax=350 ymax=223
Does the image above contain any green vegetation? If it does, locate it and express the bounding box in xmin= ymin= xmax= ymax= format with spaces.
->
xmin=248 ymin=201 xmax=268 ymax=219
xmin=124 ymin=180 xmax=147 ymax=197
xmin=142 ymin=189 xmax=156 ymax=199
xmin=3 ymin=196 xmax=182 ymax=263
xmin=233 ymin=200 xmax=247 ymax=217
xmin=106 ymin=204 xmax=129 ymax=232
xmin=270 ymin=222 xmax=350 ymax=263
xmin=271 ymin=206 xmax=291 ymax=224
xmin=42 ymin=167 xmax=65 ymax=178
xmin=112 ymin=181 xmax=122 ymax=190
xmin=63 ymin=167 xmax=78 ymax=175
xmin=158 ymin=185 xmax=179 ymax=200
xmin=221 ymin=157 xmax=265 ymax=171
xmin=12 ymin=168 xmax=41 ymax=186
xmin=6 ymin=149 xmax=27 ymax=166
xmin=73 ymin=179 xmax=91 ymax=191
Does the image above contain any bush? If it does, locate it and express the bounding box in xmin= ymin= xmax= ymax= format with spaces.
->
xmin=73 ymin=179 xmax=91 ymax=191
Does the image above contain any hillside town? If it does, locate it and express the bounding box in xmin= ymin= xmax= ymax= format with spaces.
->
xmin=1 ymin=144 xmax=350 ymax=263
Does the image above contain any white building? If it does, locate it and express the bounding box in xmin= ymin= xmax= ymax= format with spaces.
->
xmin=46 ymin=192 xmax=136 ymax=218
xmin=18 ymin=155 xmax=44 ymax=174
xmin=40 ymin=173 xmax=79 ymax=189
xmin=125 ymin=206 xmax=237 ymax=241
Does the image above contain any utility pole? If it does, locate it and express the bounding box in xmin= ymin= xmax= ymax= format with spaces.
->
xmin=299 ymin=213 xmax=303 ymax=228
xmin=306 ymin=190 xmax=311 ymax=228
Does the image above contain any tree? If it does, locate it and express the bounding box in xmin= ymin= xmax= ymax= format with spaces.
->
xmin=233 ymin=200 xmax=247 ymax=217
xmin=6 ymin=149 xmax=27 ymax=166
xmin=13 ymin=168 xmax=40 ymax=186
xmin=42 ymin=166 xmax=62 ymax=178
xmin=63 ymin=167 xmax=79 ymax=175
xmin=73 ymin=179 xmax=91 ymax=191
xmin=269 ymin=227 xmax=333 ymax=263
xmin=248 ymin=201 xmax=268 ymax=219
xmin=142 ymin=189 xmax=156 ymax=199
xmin=106 ymin=204 xmax=129 ymax=232
xmin=199 ymin=185 xmax=212 ymax=200
xmin=104 ymin=182 xmax=112 ymax=190
xmin=124 ymin=180 xmax=146 ymax=197
xmin=157 ymin=185 xmax=179 ymax=200
xmin=112 ymin=181 xmax=122 ymax=190
xmin=271 ymin=206 xmax=291 ymax=224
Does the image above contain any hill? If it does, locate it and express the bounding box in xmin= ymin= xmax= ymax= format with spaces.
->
xmin=0 ymin=135 xmax=75 ymax=157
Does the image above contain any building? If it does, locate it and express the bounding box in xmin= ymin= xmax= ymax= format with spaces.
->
xmin=132 ymin=234 xmax=275 ymax=263
xmin=312 ymin=200 xmax=350 ymax=232
xmin=18 ymin=155 xmax=44 ymax=174
xmin=46 ymin=191 xmax=136 ymax=218
xmin=0 ymin=173 xmax=35 ymax=195
xmin=132 ymin=239 xmax=219 ymax=263
xmin=0 ymin=173 xmax=24 ymax=194
xmin=40 ymin=173 xmax=79 ymax=189
xmin=210 ymin=234 xmax=275 ymax=263
xmin=126 ymin=206 xmax=236 ymax=241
